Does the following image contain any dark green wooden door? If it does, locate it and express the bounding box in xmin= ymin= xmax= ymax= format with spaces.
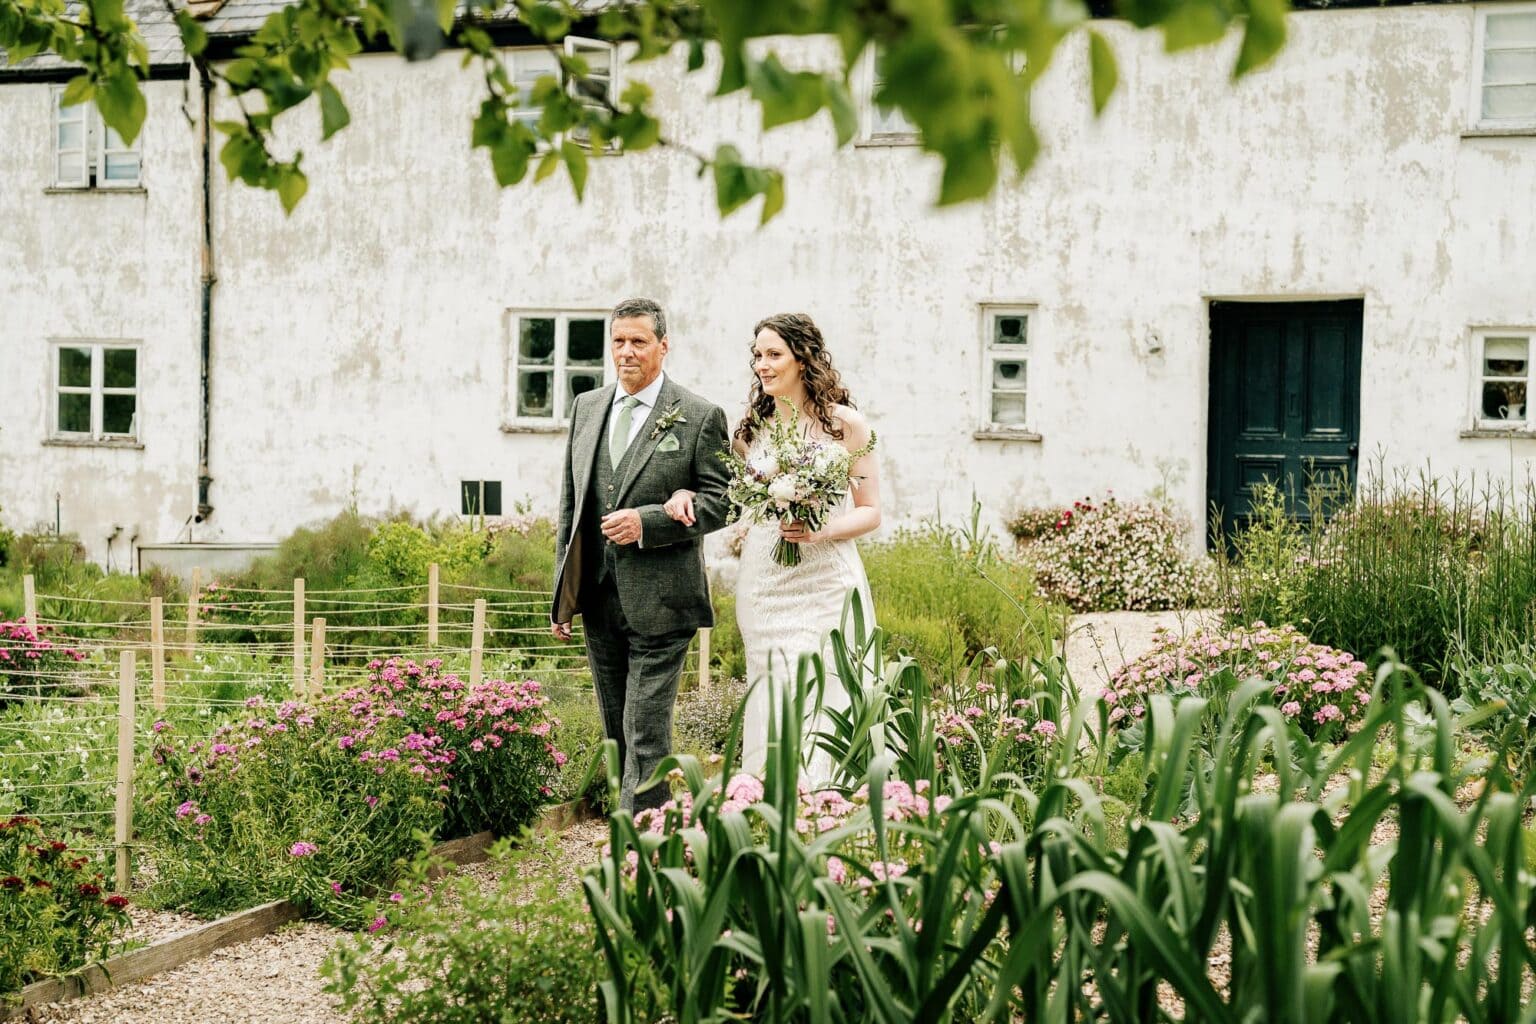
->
xmin=1207 ymin=300 xmax=1363 ymax=545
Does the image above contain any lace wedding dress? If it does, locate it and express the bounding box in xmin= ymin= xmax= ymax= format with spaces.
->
xmin=734 ymin=437 xmax=876 ymax=781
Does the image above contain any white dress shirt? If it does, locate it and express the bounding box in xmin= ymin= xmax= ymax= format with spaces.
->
xmin=611 ymin=372 xmax=665 ymax=454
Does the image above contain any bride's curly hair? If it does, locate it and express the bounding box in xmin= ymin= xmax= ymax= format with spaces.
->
xmin=735 ymin=313 xmax=854 ymax=447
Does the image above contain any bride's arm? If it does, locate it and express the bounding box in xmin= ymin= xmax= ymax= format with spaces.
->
xmin=807 ymin=410 xmax=881 ymax=544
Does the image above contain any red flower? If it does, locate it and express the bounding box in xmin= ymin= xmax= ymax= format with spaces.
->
xmin=0 ymin=876 xmax=23 ymax=891
xmin=104 ymin=894 xmax=130 ymax=910
xmin=77 ymin=883 xmax=102 ymax=897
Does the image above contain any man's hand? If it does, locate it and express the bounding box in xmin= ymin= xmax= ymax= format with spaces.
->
xmin=601 ymin=509 xmax=643 ymax=546
xmin=551 ymin=621 xmax=573 ymax=641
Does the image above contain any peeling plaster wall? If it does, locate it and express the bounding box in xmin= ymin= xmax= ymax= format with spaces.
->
xmin=0 ymin=80 xmax=202 ymax=566
xmin=3 ymin=6 xmax=1534 ymax=565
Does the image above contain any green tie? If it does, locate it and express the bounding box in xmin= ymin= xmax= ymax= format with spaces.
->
xmin=611 ymin=395 xmax=640 ymax=470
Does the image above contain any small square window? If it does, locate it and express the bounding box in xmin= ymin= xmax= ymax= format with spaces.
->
xmin=461 ymin=480 xmax=503 ymax=516
xmin=52 ymin=87 xmax=141 ymax=189
xmin=52 ymin=341 xmax=139 ymax=441
xmin=507 ymin=312 xmax=611 ymax=425
xmin=1473 ymin=8 xmax=1536 ymax=130
xmin=505 ymin=39 xmax=620 ymax=151
xmin=1473 ymin=331 xmax=1532 ymax=428
xmin=980 ymin=307 xmax=1033 ymax=432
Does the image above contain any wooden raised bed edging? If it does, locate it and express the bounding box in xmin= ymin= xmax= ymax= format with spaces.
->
xmin=1 ymin=798 xmax=594 ymax=1020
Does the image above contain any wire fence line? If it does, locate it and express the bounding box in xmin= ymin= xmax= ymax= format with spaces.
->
xmin=4 ymin=566 xmax=715 ymax=889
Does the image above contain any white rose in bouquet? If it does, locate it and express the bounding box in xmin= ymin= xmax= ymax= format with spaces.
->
xmin=768 ymin=475 xmax=800 ymax=504
xmin=748 ymin=452 xmax=781 ymax=479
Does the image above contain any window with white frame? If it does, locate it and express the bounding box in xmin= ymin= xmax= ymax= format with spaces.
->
xmin=980 ymin=308 xmax=1031 ymax=431
xmin=861 ymin=47 xmax=919 ymax=142
xmin=508 ymin=312 xmax=608 ymax=424
xmin=53 ymin=342 xmax=139 ymax=440
xmin=1473 ymin=330 xmax=1532 ymax=428
xmin=506 ymin=38 xmax=617 ymax=149
xmin=1473 ymin=6 xmax=1536 ymax=129
xmin=52 ymin=87 xmax=141 ymax=189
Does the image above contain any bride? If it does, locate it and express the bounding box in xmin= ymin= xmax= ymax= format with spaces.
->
xmin=662 ymin=313 xmax=881 ymax=777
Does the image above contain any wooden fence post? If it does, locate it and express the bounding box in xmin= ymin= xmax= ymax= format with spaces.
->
xmin=470 ymin=598 xmax=485 ymax=687
xmin=309 ymin=618 xmax=326 ymax=699
xmin=115 ymin=650 xmax=136 ymax=892
xmin=150 ymin=597 xmax=166 ymax=711
xmin=185 ymin=567 xmax=201 ymax=654
xmin=22 ymin=574 xmax=37 ymax=626
xmin=698 ymin=627 xmax=712 ymax=692
xmin=427 ymin=563 xmax=439 ymax=646
xmin=292 ymin=579 xmax=306 ymax=696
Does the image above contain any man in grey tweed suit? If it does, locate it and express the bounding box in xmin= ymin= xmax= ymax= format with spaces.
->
xmin=551 ymin=298 xmax=732 ymax=812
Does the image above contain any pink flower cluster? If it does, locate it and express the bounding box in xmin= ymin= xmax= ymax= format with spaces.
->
xmin=0 ymin=619 xmax=87 ymax=671
xmin=1103 ymin=622 xmax=1372 ymax=733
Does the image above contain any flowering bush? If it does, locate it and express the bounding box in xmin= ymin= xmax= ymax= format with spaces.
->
xmin=357 ymin=657 xmax=565 ymax=837
xmin=932 ymin=656 xmax=1065 ymax=793
xmin=1102 ymin=621 xmax=1372 ymax=738
xmin=0 ymin=620 xmax=86 ymax=701
xmin=0 ymin=815 xmax=129 ymax=993
xmin=143 ymin=661 xmax=565 ymax=925
xmin=1009 ymin=494 xmax=1214 ymax=611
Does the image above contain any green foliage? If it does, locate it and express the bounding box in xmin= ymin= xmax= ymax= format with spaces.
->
xmin=588 ymin=625 xmax=1536 ymax=1023
xmin=673 ymin=675 xmax=748 ymax=763
xmin=1448 ymin=629 xmax=1536 ymax=780
xmin=0 ymin=816 xmax=129 ymax=994
xmin=1215 ymin=471 xmax=1536 ymax=687
xmin=3 ymin=0 xmax=1291 ymax=218
xmin=862 ymin=509 xmax=1056 ymax=681
xmin=322 ymin=833 xmax=661 ymax=1023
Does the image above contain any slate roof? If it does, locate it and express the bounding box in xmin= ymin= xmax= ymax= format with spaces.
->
xmin=2 ymin=0 xmax=189 ymax=76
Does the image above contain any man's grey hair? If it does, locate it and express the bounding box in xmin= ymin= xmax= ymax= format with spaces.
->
xmin=611 ymin=297 xmax=667 ymax=340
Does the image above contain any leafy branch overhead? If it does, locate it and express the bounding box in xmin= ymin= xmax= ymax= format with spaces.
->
xmin=2 ymin=0 xmax=1292 ymax=219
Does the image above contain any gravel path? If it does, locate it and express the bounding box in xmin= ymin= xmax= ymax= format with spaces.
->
xmin=29 ymin=821 xmax=610 ymax=1024
xmin=1063 ymin=608 xmax=1219 ymax=697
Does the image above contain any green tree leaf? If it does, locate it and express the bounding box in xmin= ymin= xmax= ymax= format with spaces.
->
xmin=1235 ymin=0 xmax=1288 ymax=77
xmin=747 ymin=53 xmax=826 ymax=130
xmin=173 ymin=10 xmax=208 ymax=58
xmin=759 ymin=172 xmax=785 ymax=225
xmin=1088 ymin=30 xmax=1119 ymax=115
xmin=535 ymin=149 xmax=561 ymax=182
xmin=277 ymin=166 xmax=308 ymax=213
xmin=319 ymin=82 xmax=351 ymax=141
xmin=60 ymin=75 xmax=94 ymax=108
xmin=561 ymin=139 xmax=589 ymax=200
xmin=94 ymin=72 xmax=146 ymax=147
xmin=938 ymin=143 xmax=998 ymax=206
xmin=825 ymin=78 xmax=858 ymax=146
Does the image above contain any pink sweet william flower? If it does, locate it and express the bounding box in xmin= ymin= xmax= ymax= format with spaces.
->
xmin=289 ymin=841 xmax=318 ymax=857
xmin=1281 ymin=701 xmax=1302 ymax=717
xmin=367 ymin=916 xmax=386 ymax=933
xmin=826 ymin=856 xmax=847 ymax=884
xmin=724 ymin=773 xmax=764 ymax=806
xmin=1032 ymin=720 xmax=1058 ymax=739
xmin=175 ymin=801 xmax=198 ymax=819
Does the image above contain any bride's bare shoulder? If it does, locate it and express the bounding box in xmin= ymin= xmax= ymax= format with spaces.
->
xmin=831 ymin=405 xmax=871 ymax=442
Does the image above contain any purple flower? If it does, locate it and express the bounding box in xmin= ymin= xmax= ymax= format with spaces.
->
xmin=175 ymin=801 xmax=198 ymax=819
xmin=289 ymin=841 xmax=318 ymax=857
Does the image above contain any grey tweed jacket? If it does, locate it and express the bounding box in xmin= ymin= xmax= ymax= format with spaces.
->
xmin=552 ymin=376 xmax=733 ymax=635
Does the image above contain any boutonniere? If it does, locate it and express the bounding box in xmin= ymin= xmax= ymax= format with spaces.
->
xmin=649 ymin=403 xmax=687 ymax=440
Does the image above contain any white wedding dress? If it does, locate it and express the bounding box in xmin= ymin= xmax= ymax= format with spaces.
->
xmin=735 ymin=436 xmax=876 ymax=782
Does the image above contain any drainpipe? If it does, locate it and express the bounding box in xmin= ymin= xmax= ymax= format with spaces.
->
xmin=195 ymin=61 xmax=215 ymax=523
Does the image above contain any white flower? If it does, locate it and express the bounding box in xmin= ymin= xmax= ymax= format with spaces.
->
xmin=749 ymin=453 xmax=781 ymax=479
xmin=768 ymin=476 xmax=799 ymax=503
xmin=811 ymin=443 xmax=849 ymax=476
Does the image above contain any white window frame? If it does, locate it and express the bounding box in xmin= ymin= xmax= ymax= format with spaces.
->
xmin=1469 ymin=328 xmax=1534 ymax=430
xmin=979 ymin=306 xmax=1033 ymax=434
xmin=504 ymin=37 xmax=620 ymax=151
xmin=504 ymin=310 xmax=612 ymax=428
xmin=858 ymin=47 xmax=919 ymax=145
xmin=51 ymin=86 xmax=142 ymax=189
xmin=1469 ymin=4 xmax=1536 ymax=132
xmin=51 ymin=341 xmax=141 ymax=441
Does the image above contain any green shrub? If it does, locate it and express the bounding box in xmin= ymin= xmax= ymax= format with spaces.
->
xmin=1448 ymin=630 xmax=1536 ymax=780
xmin=674 ymin=676 xmax=748 ymax=763
xmin=861 ymin=511 xmax=1056 ymax=681
xmin=1215 ymin=471 xmax=1536 ymax=687
xmin=323 ymin=833 xmax=658 ymax=1024
xmin=0 ymin=816 xmax=129 ymax=994
xmin=141 ymin=661 xmax=565 ymax=924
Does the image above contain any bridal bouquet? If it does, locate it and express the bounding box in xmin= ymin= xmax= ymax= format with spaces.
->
xmin=721 ymin=403 xmax=876 ymax=567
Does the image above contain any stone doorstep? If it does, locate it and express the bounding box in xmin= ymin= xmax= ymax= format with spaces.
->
xmin=0 ymin=798 xmax=595 ymax=1021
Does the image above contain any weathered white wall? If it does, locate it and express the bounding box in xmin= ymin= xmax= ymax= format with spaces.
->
xmin=4 ymin=4 xmax=1534 ymax=565
xmin=0 ymin=80 xmax=202 ymax=566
